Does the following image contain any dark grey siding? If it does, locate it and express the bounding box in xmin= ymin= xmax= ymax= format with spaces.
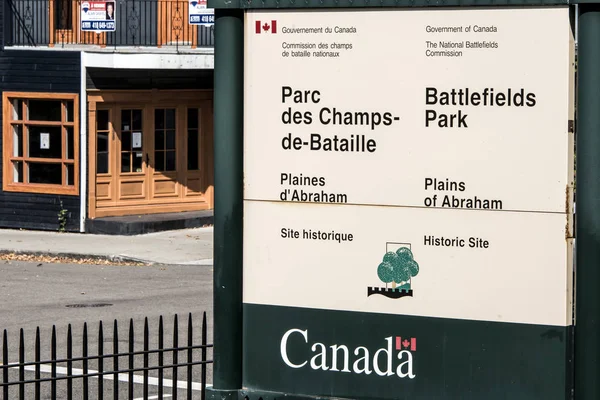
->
xmin=8 ymin=0 xmax=50 ymax=46
xmin=197 ymin=26 xmax=214 ymax=47
xmin=0 ymin=0 xmax=4 ymax=49
xmin=0 ymin=50 xmax=81 ymax=232
xmin=86 ymin=67 xmax=213 ymax=90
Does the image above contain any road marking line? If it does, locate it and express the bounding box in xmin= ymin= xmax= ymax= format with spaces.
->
xmin=8 ymin=364 xmax=205 ymax=390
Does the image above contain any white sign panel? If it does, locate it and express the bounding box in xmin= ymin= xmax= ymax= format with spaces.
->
xmin=40 ymin=133 xmax=49 ymax=150
xmin=81 ymin=0 xmax=116 ymax=32
xmin=189 ymin=0 xmax=214 ymax=25
xmin=243 ymin=7 xmax=574 ymax=326
xmin=132 ymin=132 xmax=142 ymax=149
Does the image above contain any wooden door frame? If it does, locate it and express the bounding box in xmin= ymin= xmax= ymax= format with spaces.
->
xmin=48 ymin=0 xmax=82 ymax=46
xmin=87 ymin=90 xmax=214 ymax=219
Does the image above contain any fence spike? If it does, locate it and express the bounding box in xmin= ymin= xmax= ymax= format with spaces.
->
xmin=98 ymin=321 xmax=104 ymax=400
xmin=173 ymin=314 xmax=178 ymax=400
xmin=52 ymin=325 xmax=57 ymax=399
xmin=144 ymin=317 xmax=149 ymax=400
xmin=83 ymin=322 xmax=89 ymax=400
xmin=187 ymin=313 xmax=192 ymax=400
xmin=19 ymin=328 xmax=24 ymax=400
xmin=159 ymin=315 xmax=164 ymax=400
xmin=3 ymin=329 xmax=9 ymax=400
xmin=35 ymin=327 xmax=41 ymax=400
xmin=67 ymin=324 xmax=73 ymax=400
xmin=129 ymin=319 xmax=134 ymax=400
xmin=113 ymin=320 xmax=119 ymax=400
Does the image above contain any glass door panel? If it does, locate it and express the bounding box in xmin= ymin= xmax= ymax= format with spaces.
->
xmin=120 ymin=109 xmax=144 ymax=173
xmin=96 ymin=109 xmax=110 ymax=174
xmin=154 ymin=109 xmax=177 ymax=172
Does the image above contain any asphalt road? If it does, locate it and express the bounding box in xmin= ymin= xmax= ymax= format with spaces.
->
xmin=0 ymin=260 xmax=213 ymax=399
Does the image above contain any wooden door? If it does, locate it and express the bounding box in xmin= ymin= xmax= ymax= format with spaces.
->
xmin=149 ymin=107 xmax=179 ymax=199
xmin=148 ymin=104 xmax=212 ymax=201
xmin=183 ymin=102 xmax=213 ymax=200
xmin=116 ymin=108 xmax=149 ymax=203
xmin=88 ymin=90 xmax=214 ymax=219
xmin=158 ymin=0 xmax=198 ymax=47
xmin=93 ymin=108 xmax=114 ymax=206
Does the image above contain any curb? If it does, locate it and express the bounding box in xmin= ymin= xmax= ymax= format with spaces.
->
xmin=0 ymin=250 xmax=214 ymax=267
xmin=0 ymin=250 xmax=155 ymax=265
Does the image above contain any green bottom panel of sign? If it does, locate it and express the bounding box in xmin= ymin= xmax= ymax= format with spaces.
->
xmin=243 ymin=304 xmax=572 ymax=400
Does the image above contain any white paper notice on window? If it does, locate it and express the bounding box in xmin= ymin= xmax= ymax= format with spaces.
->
xmin=132 ymin=132 xmax=142 ymax=148
xmin=40 ymin=133 xmax=50 ymax=149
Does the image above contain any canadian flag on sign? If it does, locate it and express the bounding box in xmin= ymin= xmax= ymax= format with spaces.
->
xmin=255 ymin=20 xmax=277 ymax=34
xmin=396 ymin=336 xmax=417 ymax=352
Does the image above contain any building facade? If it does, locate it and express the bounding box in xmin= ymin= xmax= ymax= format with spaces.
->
xmin=0 ymin=0 xmax=214 ymax=232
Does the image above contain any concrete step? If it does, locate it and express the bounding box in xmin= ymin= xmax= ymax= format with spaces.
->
xmin=85 ymin=210 xmax=213 ymax=235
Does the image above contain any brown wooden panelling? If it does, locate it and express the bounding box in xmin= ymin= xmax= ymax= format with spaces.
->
xmin=186 ymin=177 xmax=202 ymax=195
xmin=96 ymin=182 xmax=110 ymax=199
xmin=158 ymin=0 xmax=198 ymax=48
xmin=154 ymin=179 xmax=178 ymax=196
xmin=120 ymin=180 xmax=145 ymax=198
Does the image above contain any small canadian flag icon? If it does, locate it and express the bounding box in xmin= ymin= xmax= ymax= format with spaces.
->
xmin=396 ymin=336 xmax=417 ymax=352
xmin=255 ymin=20 xmax=277 ymax=34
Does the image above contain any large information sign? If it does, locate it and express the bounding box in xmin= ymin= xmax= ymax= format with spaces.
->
xmin=243 ymin=7 xmax=574 ymax=399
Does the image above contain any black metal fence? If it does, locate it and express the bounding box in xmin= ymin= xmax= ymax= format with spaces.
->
xmin=5 ymin=0 xmax=214 ymax=49
xmin=1 ymin=313 xmax=212 ymax=399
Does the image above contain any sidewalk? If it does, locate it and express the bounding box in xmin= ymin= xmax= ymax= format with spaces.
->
xmin=0 ymin=227 xmax=214 ymax=266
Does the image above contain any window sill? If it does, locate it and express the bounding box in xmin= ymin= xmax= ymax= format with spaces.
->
xmin=2 ymin=183 xmax=79 ymax=196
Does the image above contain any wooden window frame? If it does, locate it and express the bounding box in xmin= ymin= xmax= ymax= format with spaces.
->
xmin=2 ymin=92 xmax=80 ymax=196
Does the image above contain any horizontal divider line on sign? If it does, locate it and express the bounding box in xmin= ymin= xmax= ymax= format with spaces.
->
xmin=242 ymin=198 xmax=567 ymax=215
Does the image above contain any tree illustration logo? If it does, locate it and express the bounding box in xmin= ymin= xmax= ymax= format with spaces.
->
xmin=368 ymin=243 xmax=419 ymax=299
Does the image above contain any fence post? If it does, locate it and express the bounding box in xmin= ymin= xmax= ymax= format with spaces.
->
xmin=173 ymin=315 xmax=179 ymax=400
xmin=208 ymin=6 xmax=244 ymax=400
xmin=575 ymin=4 xmax=600 ymax=399
xmin=3 ymin=330 xmax=8 ymax=400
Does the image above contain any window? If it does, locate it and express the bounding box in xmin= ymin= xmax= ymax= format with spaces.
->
xmin=96 ymin=110 xmax=110 ymax=174
xmin=51 ymin=0 xmax=73 ymax=30
xmin=120 ymin=109 xmax=143 ymax=173
xmin=154 ymin=109 xmax=176 ymax=172
xmin=187 ymin=108 xmax=200 ymax=171
xmin=54 ymin=0 xmax=73 ymax=30
xmin=3 ymin=93 xmax=79 ymax=195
